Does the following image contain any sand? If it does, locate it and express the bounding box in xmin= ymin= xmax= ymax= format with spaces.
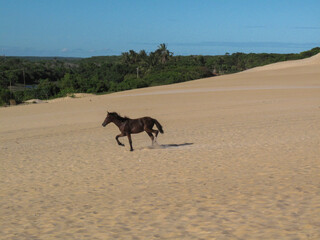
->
xmin=1 ymin=54 xmax=320 ymax=239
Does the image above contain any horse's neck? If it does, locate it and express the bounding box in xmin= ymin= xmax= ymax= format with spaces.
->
xmin=112 ymin=118 xmax=126 ymax=128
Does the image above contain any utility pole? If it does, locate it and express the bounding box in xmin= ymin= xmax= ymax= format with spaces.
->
xmin=136 ymin=67 xmax=139 ymax=78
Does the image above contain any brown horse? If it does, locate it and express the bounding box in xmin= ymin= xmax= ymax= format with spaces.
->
xmin=102 ymin=112 xmax=164 ymax=151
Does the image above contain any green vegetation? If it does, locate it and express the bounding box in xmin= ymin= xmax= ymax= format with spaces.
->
xmin=1 ymin=45 xmax=319 ymax=106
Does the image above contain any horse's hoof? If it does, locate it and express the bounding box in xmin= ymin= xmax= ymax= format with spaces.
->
xmin=130 ymin=149 xmax=134 ymax=152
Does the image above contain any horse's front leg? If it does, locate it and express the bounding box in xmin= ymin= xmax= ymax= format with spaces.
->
xmin=127 ymin=133 xmax=133 ymax=151
xmin=116 ymin=132 xmax=126 ymax=146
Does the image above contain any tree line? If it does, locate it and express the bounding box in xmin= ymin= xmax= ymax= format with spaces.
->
xmin=1 ymin=45 xmax=319 ymax=106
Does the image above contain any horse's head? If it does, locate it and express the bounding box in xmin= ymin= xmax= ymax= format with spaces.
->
xmin=102 ymin=111 xmax=112 ymax=127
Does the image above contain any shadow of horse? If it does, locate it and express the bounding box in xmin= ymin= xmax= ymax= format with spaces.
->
xmin=144 ymin=142 xmax=194 ymax=150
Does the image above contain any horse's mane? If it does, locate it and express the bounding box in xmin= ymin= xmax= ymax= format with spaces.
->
xmin=109 ymin=112 xmax=131 ymax=121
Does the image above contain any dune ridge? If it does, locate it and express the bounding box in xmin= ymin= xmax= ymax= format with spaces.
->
xmin=1 ymin=54 xmax=320 ymax=239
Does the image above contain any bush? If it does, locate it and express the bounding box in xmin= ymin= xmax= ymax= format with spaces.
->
xmin=0 ymin=87 xmax=11 ymax=106
xmin=58 ymin=73 xmax=78 ymax=90
xmin=36 ymin=79 xmax=60 ymax=99
xmin=13 ymin=91 xmax=25 ymax=104
xmin=54 ymin=88 xmax=76 ymax=98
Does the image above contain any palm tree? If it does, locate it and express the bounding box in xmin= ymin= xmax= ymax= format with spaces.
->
xmin=137 ymin=50 xmax=148 ymax=77
xmin=156 ymin=43 xmax=172 ymax=64
xmin=147 ymin=52 xmax=158 ymax=67
xmin=121 ymin=52 xmax=130 ymax=64
xmin=138 ymin=50 xmax=148 ymax=63
xmin=128 ymin=50 xmax=138 ymax=64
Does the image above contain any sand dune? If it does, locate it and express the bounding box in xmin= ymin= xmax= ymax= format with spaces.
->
xmin=1 ymin=55 xmax=320 ymax=239
xmin=244 ymin=52 xmax=320 ymax=72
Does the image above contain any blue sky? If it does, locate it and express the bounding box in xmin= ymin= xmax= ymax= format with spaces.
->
xmin=1 ymin=0 xmax=319 ymax=57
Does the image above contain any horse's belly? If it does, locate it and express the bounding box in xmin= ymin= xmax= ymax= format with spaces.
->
xmin=130 ymin=127 xmax=144 ymax=133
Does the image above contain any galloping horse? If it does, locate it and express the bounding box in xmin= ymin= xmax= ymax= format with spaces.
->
xmin=102 ymin=112 xmax=164 ymax=151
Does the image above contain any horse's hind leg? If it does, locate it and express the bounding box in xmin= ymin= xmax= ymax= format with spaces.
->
xmin=116 ymin=133 xmax=126 ymax=146
xmin=153 ymin=129 xmax=159 ymax=138
xmin=151 ymin=129 xmax=159 ymax=143
xmin=146 ymin=132 xmax=155 ymax=145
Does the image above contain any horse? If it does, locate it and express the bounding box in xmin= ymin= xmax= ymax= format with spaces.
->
xmin=102 ymin=112 xmax=164 ymax=151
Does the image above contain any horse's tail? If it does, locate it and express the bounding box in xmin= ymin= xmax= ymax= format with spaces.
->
xmin=154 ymin=119 xmax=164 ymax=134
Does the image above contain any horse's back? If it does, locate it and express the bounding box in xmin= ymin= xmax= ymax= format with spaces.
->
xmin=124 ymin=117 xmax=150 ymax=133
xmin=141 ymin=116 xmax=153 ymax=125
xmin=130 ymin=116 xmax=159 ymax=129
